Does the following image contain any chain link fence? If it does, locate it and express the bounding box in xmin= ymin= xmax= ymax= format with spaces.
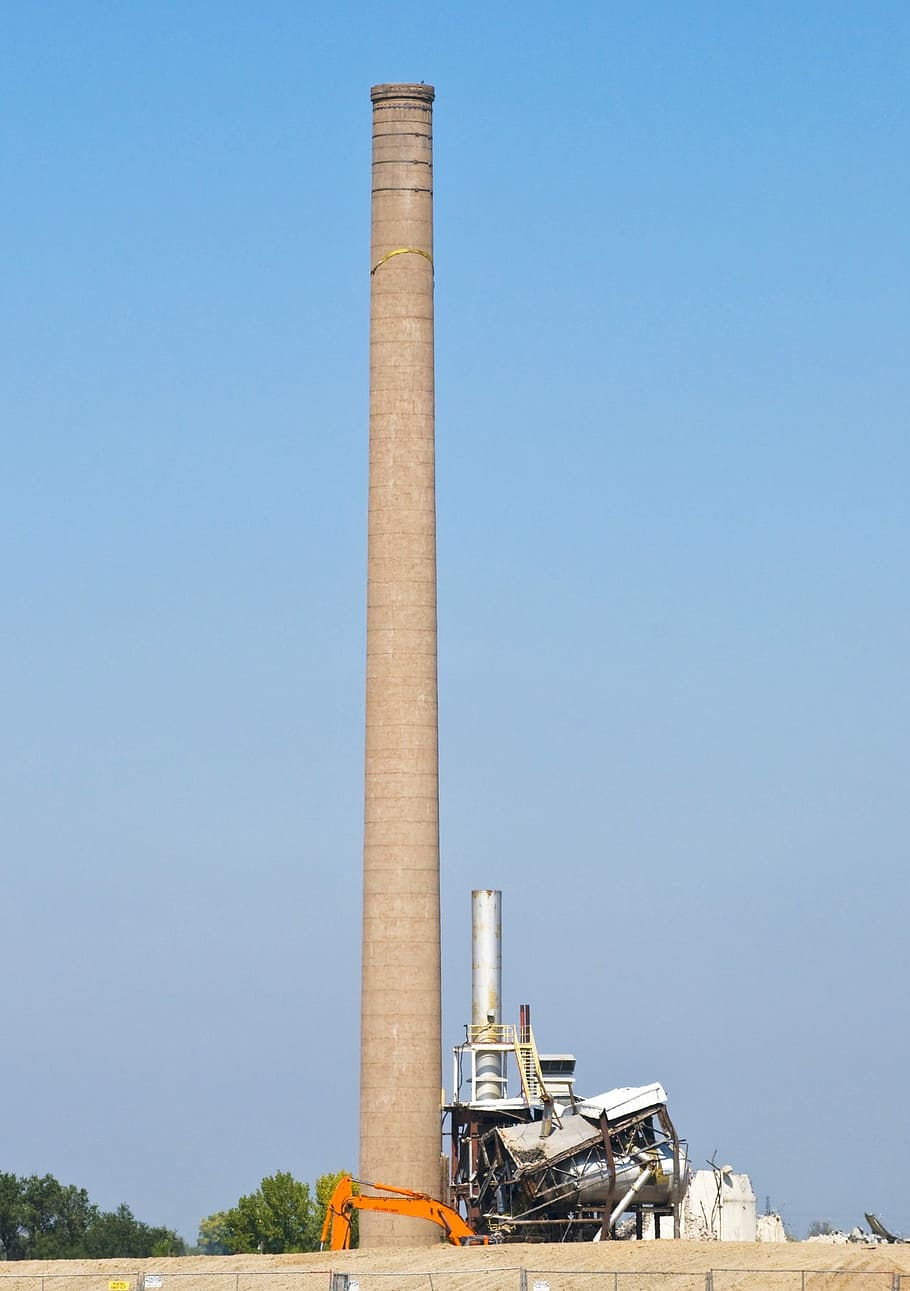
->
xmin=708 ymin=1270 xmax=900 ymax=1291
xmin=0 ymin=1274 xmax=328 ymax=1291
xmin=0 ymin=1269 xmax=904 ymax=1291
xmin=328 ymin=1271 xmax=905 ymax=1291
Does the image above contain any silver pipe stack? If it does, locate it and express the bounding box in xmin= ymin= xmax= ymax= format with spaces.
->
xmin=472 ymin=889 xmax=504 ymax=1100
xmin=359 ymin=82 xmax=441 ymax=1248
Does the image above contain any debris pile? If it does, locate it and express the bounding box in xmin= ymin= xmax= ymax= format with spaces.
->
xmin=806 ymin=1227 xmax=886 ymax=1245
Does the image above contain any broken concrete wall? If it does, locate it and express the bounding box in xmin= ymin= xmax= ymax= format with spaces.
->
xmin=756 ymin=1213 xmax=787 ymax=1242
xmin=682 ymin=1169 xmax=757 ymax=1241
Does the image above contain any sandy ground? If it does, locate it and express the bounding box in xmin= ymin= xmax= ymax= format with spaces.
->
xmin=1 ymin=1244 xmax=909 ymax=1291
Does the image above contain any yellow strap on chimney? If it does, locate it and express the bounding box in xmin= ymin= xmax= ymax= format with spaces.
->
xmin=371 ymin=247 xmax=433 ymax=275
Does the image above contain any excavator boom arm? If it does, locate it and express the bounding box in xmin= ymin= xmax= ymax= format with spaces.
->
xmin=320 ymin=1176 xmax=487 ymax=1249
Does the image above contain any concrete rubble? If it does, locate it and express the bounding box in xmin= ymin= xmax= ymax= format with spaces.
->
xmin=806 ymin=1227 xmax=888 ymax=1245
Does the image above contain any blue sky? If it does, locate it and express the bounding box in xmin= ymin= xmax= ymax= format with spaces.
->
xmin=2 ymin=1 xmax=908 ymax=1244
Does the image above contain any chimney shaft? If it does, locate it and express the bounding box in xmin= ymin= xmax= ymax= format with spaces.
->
xmin=359 ymin=82 xmax=440 ymax=1247
xmin=472 ymin=889 xmax=504 ymax=1101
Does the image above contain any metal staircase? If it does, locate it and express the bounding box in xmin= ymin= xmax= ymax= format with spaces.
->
xmin=513 ymin=1027 xmax=547 ymax=1102
xmin=514 ymin=1021 xmax=559 ymax=1135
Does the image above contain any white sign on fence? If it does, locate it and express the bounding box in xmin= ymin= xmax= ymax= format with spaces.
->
xmin=533 ymin=1282 xmax=550 ymax=1291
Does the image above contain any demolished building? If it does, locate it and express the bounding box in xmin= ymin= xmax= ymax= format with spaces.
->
xmin=444 ymin=892 xmax=688 ymax=1241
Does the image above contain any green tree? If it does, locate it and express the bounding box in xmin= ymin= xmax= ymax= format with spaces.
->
xmin=0 ymin=1173 xmax=26 ymax=1259
xmin=19 ymin=1175 xmax=96 ymax=1258
xmin=150 ymin=1230 xmax=188 ymax=1257
xmin=221 ymin=1171 xmax=317 ymax=1254
xmin=196 ymin=1210 xmax=231 ymax=1255
xmin=0 ymin=1172 xmax=185 ymax=1260
xmin=85 ymin=1204 xmax=186 ymax=1258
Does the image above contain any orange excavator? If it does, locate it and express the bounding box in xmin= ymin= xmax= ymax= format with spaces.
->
xmin=320 ymin=1175 xmax=489 ymax=1249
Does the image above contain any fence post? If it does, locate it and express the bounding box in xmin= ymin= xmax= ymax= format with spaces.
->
xmin=614 ymin=1272 xmax=618 ymax=1291
xmin=801 ymin=1273 xmax=806 ymax=1291
xmin=519 ymin=1269 xmax=528 ymax=1291
xmin=705 ymin=1271 xmax=714 ymax=1291
xmin=892 ymin=1277 xmax=900 ymax=1291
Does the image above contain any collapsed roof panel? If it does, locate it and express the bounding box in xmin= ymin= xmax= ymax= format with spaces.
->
xmin=576 ymin=1084 xmax=668 ymax=1122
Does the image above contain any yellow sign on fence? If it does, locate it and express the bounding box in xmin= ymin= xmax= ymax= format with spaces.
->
xmin=109 ymin=1281 xmax=131 ymax=1289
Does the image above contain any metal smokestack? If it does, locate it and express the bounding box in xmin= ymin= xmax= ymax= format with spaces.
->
xmin=472 ymin=890 xmax=504 ymax=1100
xmin=359 ymin=82 xmax=440 ymax=1248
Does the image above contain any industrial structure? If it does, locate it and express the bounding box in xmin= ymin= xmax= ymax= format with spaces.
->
xmin=444 ymin=892 xmax=688 ymax=1241
xmin=359 ymin=82 xmax=441 ymax=1247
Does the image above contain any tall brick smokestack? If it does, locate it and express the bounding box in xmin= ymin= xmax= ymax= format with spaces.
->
xmin=359 ymin=82 xmax=440 ymax=1248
